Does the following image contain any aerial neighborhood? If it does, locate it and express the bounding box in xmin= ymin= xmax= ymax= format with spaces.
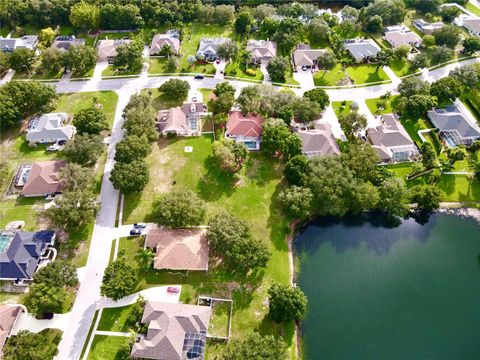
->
xmin=0 ymin=0 xmax=480 ymax=359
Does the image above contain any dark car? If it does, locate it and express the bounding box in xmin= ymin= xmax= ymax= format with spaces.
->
xmin=58 ymin=140 xmax=67 ymax=145
xmin=130 ymin=228 xmax=142 ymax=236
xmin=194 ymin=75 xmax=204 ymax=79
xmin=134 ymin=223 xmax=147 ymax=228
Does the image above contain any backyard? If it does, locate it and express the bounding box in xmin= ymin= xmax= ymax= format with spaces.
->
xmin=121 ymin=135 xmax=295 ymax=357
xmin=313 ymin=63 xmax=390 ymax=86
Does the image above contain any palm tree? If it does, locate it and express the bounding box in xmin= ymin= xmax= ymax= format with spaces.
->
xmin=135 ymin=248 xmax=154 ymax=272
xmin=239 ymin=50 xmax=253 ymax=70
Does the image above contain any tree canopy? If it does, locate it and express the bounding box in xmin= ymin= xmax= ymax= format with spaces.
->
xmin=212 ymin=140 xmax=248 ymax=174
xmin=268 ymin=282 xmax=307 ymax=323
xmin=154 ymin=189 xmax=206 ymax=228
xmin=114 ymin=135 xmax=151 ymax=163
xmin=220 ymin=333 xmax=287 ymax=360
xmin=2 ymin=329 xmax=62 ymax=360
xmin=73 ymin=105 xmax=109 ymax=135
xmin=100 ymin=250 xmax=137 ymax=300
xmin=110 ymin=159 xmax=149 ymax=194
xmin=261 ymin=119 xmax=302 ymax=160
xmin=63 ymin=133 xmax=104 ymax=167
xmin=33 ymin=260 xmax=79 ymax=288
xmin=158 ymin=79 xmax=190 ymax=101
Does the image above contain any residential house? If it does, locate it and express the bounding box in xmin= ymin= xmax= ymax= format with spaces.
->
xmin=413 ymin=19 xmax=444 ymax=35
xmin=246 ymin=39 xmax=277 ymax=63
xmin=196 ymin=38 xmax=228 ymax=61
xmin=150 ymin=34 xmax=180 ymax=55
xmin=343 ymin=39 xmax=381 ymax=62
xmin=292 ymin=44 xmax=327 ymax=68
xmin=384 ymin=28 xmax=422 ymax=48
xmin=26 ymin=112 xmax=75 ymax=145
xmin=225 ymin=111 xmax=265 ymax=150
xmin=131 ymin=301 xmax=211 ymax=360
xmin=295 ymin=122 xmax=341 ymax=158
xmin=0 ymin=35 xmax=38 ymax=52
xmin=97 ymin=39 xmax=131 ymax=62
xmin=427 ymin=99 xmax=480 ymax=146
xmin=367 ymin=114 xmax=419 ymax=162
xmin=145 ymin=228 xmax=209 ymax=271
xmin=0 ymin=230 xmax=56 ymax=280
xmin=454 ymin=14 xmax=480 ymax=36
xmin=51 ymin=35 xmax=85 ymax=51
xmin=156 ymin=102 xmax=207 ymax=136
xmin=0 ymin=305 xmax=23 ymax=355
xmin=20 ymin=160 xmax=66 ymax=197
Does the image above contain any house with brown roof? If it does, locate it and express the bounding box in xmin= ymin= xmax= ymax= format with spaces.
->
xmin=367 ymin=114 xmax=419 ymax=162
xmin=145 ymin=228 xmax=209 ymax=271
xmin=150 ymin=34 xmax=180 ymax=55
xmin=292 ymin=44 xmax=327 ymax=68
xmin=225 ymin=111 xmax=265 ymax=151
xmin=131 ymin=301 xmax=211 ymax=360
xmin=295 ymin=122 xmax=341 ymax=158
xmin=156 ymin=103 xmax=208 ymax=136
xmin=20 ymin=160 xmax=65 ymax=197
xmin=0 ymin=305 xmax=23 ymax=355
xmin=246 ymin=40 xmax=277 ymax=63
xmin=97 ymin=39 xmax=131 ymax=62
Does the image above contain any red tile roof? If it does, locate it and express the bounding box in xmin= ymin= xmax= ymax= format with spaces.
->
xmin=226 ymin=111 xmax=265 ymax=137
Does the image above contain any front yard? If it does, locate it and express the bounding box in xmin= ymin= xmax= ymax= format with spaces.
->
xmin=101 ymin=66 xmax=141 ymax=78
xmin=224 ymin=61 xmax=263 ymax=81
xmin=122 ymin=135 xmax=295 ymax=358
xmin=87 ymin=335 xmax=130 ymax=360
xmin=313 ymin=63 xmax=390 ymax=86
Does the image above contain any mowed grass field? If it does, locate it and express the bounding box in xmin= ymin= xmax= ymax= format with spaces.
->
xmin=122 ymin=135 xmax=295 ymax=358
xmin=313 ymin=63 xmax=390 ymax=86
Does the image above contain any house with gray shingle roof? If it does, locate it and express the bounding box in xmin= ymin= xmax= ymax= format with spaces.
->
xmin=0 ymin=35 xmax=38 ymax=53
xmin=454 ymin=14 xmax=480 ymax=36
xmin=413 ymin=19 xmax=444 ymax=35
xmin=196 ymin=38 xmax=228 ymax=61
xmin=26 ymin=112 xmax=75 ymax=145
xmin=343 ymin=39 xmax=380 ymax=62
xmin=0 ymin=230 xmax=55 ymax=280
xmin=150 ymin=34 xmax=180 ymax=55
xmin=295 ymin=122 xmax=340 ymax=158
xmin=130 ymin=301 xmax=212 ymax=360
xmin=367 ymin=114 xmax=419 ymax=162
xmin=292 ymin=44 xmax=327 ymax=68
xmin=427 ymin=99 xmax=480 ymax=147
xmin=246 ymin=39 xmax=276 ymax=63
xmin=51 ymin=36 xmax=85 ymax=51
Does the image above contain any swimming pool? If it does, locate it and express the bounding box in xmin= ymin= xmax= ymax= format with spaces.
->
xmin=0 ymin=232 xmax=14 ymax=253
xmin=243 ymin=141 xmax=257 ymax=150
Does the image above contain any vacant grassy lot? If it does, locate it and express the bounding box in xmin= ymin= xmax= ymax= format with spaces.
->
xmin=13 ymin=68 xmax=63 ymax=80
xmin=87 ymin=335 xmax=129 ymax=360
xmin=55 ymin=91 xmax=118 ymax=129
xmin=313 ymin=63 xmax=390 ymax=86
xmin=122 ymin=135 xmax=295 ymax=358
xmin=97 ymin=304 xmax=136 ymax=333
xmin=101 ymin=66 xmax=141 ymax=78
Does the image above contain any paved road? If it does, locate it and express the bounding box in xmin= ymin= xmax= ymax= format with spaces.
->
xmin=45 ymin=54 xmax=479 ymax=359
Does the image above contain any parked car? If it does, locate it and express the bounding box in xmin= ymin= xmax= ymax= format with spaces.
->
xmin=58 ymin=140 xmax=67 ymax=145
xmin=47 ymin=143 xmax=61 ymax=152
xmin=194 ymin=75 xmax=204 ymax=79
xmin=192 ymin=95 xmax=198 ymax=102
xmin=134 ymin=223 xmax=147 ymax=228
xmin=216 ymin=59 xmax=221 ymax=64
xmin=130 ymin=228 xmax=142 ymax=236
xmin=302 ymin=66 xmax=308 ymax=71
xmin=167 ymin=286 xmax=180 ymax=293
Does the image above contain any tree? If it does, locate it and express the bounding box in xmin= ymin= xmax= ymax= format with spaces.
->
xmin=62 ymin=45 xmax=97 ymax=76
xmin=338 ymin=112 xmax=368 ymax=140
xmin=410 ymin=184 xmax=441 ymax=212
xmin=8 ymin=48 xmax=36 ymax=72
xmin=406 ymin=0 xmax=442 ymax=14
xmin=114 ymin=135 xmax=151 ymax=163
xmin=154 ymin=189 xmax=206 ymax=227
xmin=338 ymin=20 xmax=357 ymax=38
xmin=316 ymin=50 xmax=337 ymax=74
xmin=433 ymin=25 xmax=461 ymax=49
xmin=398 ymin=77 xmax=430 ymax=97
xmin=0 ymin=52 xmax=8 ymax=74
xmin=213 ymin=82 xmax=235 ymax=97
xmin=217 ymin=40 xmax=239 ymax=61
xmin=212 ymin=5 xmax=235 ymax=26
xmin=430 ymin=45 xmax=454 ymax=65
xmin=366 ymin=14 xmax=383 ymax=33
xmin=401 ymin=94 xmax=437 ymax=119
xmin=279 ymin=185 xmax=313 ymax=219
xmin=110 ymin=159 xmax=149 ymax=194
xmin=220 ymin=333 xmax=287 ymax=360
xmin=2 ymin=329 xmax=62 ymax=360
xmin=33 ymin=260 xmax=79 ymax=288
xmin=376 ymin=49 xmax=394 ymax=69
xmin=100 ymin=4 xmax=144 ymax=30
xmin=307 ymin=17 xmax=330 ymax=41
xmin=341 ymin=143 xmax=380 ymax=182
xmin=268 ymin=282 xmax=307 ymax=323
xmin=235 ymin=11 xmax=255 ymax=35
xmin=39 ymin=27 xmax=56 ymax=47
xmin=158 ymin=79 xmax=190 ymax=101
xmin=440 ymin=6 xmax=459 ymax=22
xmin=212 ymin=140 xmax=248 ymax=174
xmin=449 ymin=64 xmax=480 ymax=89
xmin=377 ymin=177 xmax=409 ymax=217
xmin=73 ymin=105 xmax=108 ymax=134
xmin=409 ymin=52 xmax=429 ymax=71
xmin=303 ymin=88 xmax=330 ymax=110
xmin=135 ymin=248 xmax=154 ymax=272
xmin=365 ymin=0 xmax=407 ymax=26
xmin=166 ymin=56 xmax=178 ymax=72
xmin=463 ymin=37 xmax=480 ymax=54
xmin=209 ymin=92 xmax=235 ymax=116
xmin=291 ymin=98 xmax=321 ymax=123
xmin=123 ymin=105 xmax=158 ymax=141
xmin=113 ymin=37 xmax=144 ymax=71
xmin=101 ymin=250 xmax=137 ymax=300
xmin=24 ymin=283 xmax=67 ymax=316
xmin=261 ymin=119 xmax=302 ymax=160
xmin=284 ymin=155 xmax=311 ymax=186
xmin=69 ymin=2 xmax=100 ymax=31
xmin=474 ymin=160 xmax=480 ymax=180
xmin=446 ymin=147 xmax=467 ymax=164
xmin=421 ymin=142 xmax=437 ymax=169
xmin=0 ymin=81 xmax=57 ymax=129
xmin=39 ymin=47 xmax=63 ymax=74
xmin=63 ymin=133 xmax=104 ymax=167
xmin=423 ymin=34 xmax=436 ymax=48
xmin=430 ymin=76 xmax=463 ymax=104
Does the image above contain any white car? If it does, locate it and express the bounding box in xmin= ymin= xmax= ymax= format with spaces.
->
xmin=47 ymin=143 xmax=61 ymax=152
xmin=192 ymin=95 xmax=198 ymax=102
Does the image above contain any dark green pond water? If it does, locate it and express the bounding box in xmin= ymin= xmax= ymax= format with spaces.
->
xmin=295 ymin=213 xmax=480 ymax=360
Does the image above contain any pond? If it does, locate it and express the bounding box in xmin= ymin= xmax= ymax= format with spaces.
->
xmin=295 ymin=213 xmax=480 ymax=360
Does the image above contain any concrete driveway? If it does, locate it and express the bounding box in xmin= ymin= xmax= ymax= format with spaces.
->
xmin=99 ymin=286 xmax=182 ymax=309
xmin=293 ymin=67 xmax=315 ymax=90
xmin=12 ymin=312 xmax=72 ymax=335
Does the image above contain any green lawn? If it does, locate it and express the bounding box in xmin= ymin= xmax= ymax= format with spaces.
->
xmin=148 ymin=58 xmax=169 ymax=74
xmin=400 ymin=117 xmax=432 ymax=146
xmin=13 ymin=69 xmax=63 ymax=80
xmin=97 ymin=304 xmax=136 ymax=333
xmin=224 ymin=61 xmax=263 ymax=81
xmin=209 ymin=300 xmax=231 ymax=338
xmin=101 ymin=66 xmax=141 ymax=78
xmin=313 ymin=63 xmax=389 ymax=86
xmin=331 ymin=101 xmax=353 ymax=117
xmin=466 ymin=2 xmax=480 ymax=16
xmin=87 ymin=335 xmax=130 ymax=360
xmin=55 ymin=91 xmax=118 ymax=129
xmin=365 ymin=96 xmax=398 ymax=115
xmin=199 ymin=88 xmax=214 ymax=104
xmin=390 ymin=58 xmax=412 ymax=77
xmin=122 ymin=135 xmax=295 ymax=358
xmin=97 ymin=32 xmax=136 ymax=41
xmin=143 ymin=88 xmax=186 ymax=111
